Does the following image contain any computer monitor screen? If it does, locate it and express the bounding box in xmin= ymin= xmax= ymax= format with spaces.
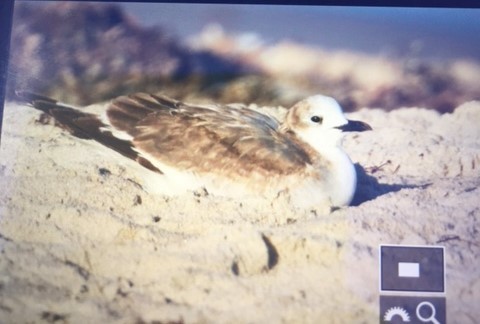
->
xmin=1 ymin=1 xmax=479 ymax=322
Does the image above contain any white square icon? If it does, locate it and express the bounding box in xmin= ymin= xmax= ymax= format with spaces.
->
xmin=380 ymin=245 xmax=445 ymax=292
xmin=398 ymin=262 xmax=420 ymax=278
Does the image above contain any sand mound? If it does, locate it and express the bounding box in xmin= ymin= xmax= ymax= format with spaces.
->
xmin=1 ymin=101 xmax=479 ymax=323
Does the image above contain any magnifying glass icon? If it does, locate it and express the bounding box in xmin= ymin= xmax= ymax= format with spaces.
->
xmin=416 ymin=301 xmax=440 ymax=324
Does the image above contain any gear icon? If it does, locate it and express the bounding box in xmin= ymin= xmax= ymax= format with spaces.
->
xmin=384 ymin=306 xmax=411 ymax=322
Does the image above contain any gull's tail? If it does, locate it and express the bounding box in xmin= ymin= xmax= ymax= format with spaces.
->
xmin=15 ymin=90 xmax=162 ymax=174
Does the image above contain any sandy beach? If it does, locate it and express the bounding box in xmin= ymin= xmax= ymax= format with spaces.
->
xmin=0 ymin=99 xmax=479 ymax=323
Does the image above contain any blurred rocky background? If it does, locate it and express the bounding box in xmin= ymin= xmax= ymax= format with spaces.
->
xmin=7 ymin=2 xmax=480 ymax=112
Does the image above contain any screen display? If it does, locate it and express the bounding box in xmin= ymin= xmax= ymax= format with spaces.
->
xmin=1 ymin=1 xmax=479 ymax=323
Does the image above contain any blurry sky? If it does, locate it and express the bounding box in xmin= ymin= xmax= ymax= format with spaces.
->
xmin=119 ymin=3 xmax=480 ymax=61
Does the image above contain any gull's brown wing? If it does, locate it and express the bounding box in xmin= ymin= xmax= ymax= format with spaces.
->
xmin=107 ymin=93 xmax=314 ymax=177
xmin=20 ymin=91 xmax=315 ymax=177
xmin=17 ymin=91 xmax=162 ymax=173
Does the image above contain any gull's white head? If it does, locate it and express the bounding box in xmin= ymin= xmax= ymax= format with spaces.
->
xmin=283 ymin=95 xmax=371 ymax=151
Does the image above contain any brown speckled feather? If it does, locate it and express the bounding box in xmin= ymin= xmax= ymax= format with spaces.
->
xmin=106 ymin=93 xmax=316 ymax=177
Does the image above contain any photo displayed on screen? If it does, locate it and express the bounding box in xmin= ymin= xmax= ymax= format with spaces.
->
xmin=0 ymin=1 xmax=479 ymax=323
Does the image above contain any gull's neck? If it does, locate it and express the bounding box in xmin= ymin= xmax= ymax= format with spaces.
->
xmin=297 ymin=130 xmax=357 ymax=206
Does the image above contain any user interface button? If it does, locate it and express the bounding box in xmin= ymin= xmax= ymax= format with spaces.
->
xmin=380 ymin=245 xmax=445 ymax=293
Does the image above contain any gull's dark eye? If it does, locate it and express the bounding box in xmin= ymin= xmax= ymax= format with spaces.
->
xmin=311 ymin=116 xmax=323 ymax=123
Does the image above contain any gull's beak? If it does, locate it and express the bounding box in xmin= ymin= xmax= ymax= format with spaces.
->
xmin=335 ymin=119 xmax=372 ymax=132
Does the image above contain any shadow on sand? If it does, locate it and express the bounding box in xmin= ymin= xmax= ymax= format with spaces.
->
xmin=351 ymin=163 xmax=431 ymax=206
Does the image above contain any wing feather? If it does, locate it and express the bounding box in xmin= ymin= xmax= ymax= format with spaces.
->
xmin=106 ymin=93 xmax=315 ymax=177
xmin=20 ymin=91 xmax=317 ymax=179
xmin=17 ymin=91 xmax=162 ymax=173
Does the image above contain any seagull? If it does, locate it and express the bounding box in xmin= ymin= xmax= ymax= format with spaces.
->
xmin=17 ymin=91 xmax=371 ymax=211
